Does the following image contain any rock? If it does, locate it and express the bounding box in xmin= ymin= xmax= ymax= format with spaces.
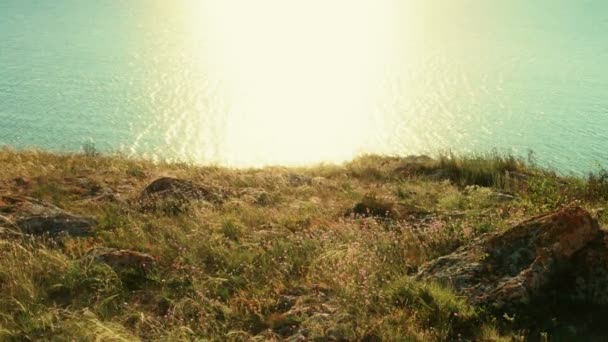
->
xmin=444 ymin=210 xmax=467 ymax=219
xmin=394 ymin=155 xmax=434 ymax=169
xmin=13 ymin=177 xmax=31 ymax=187
xmin=428 ymin=168 xmax=457 ymax=182
xmin=269 ymin=312 xmax=301 ymax=337
xmin=347 ymin=195 xmax=398 ymax=219
xmin=309 ymin=196 xmax=321 ymax=204
xmin=0 ymin=226 xmax=23 ymax=239
xmin=0 ymin=196 xmax=96 ymax=237
xmin=276 ymin=295 xmax=298 ymax=312
xmin=84 ymin=248 xmax=156 ymax=290
xmin=569 ymin=232 xmax=608 ymax=305
xmin=141 ymin=177 xmax=216 ymax=200
xmin=416 ymin=206 xmax=600 ymax=310
xmin=403 ymin=155 xmax=434 ymax=163
xmin=506 ymin=170 xmax=529 ymax=181
xmin=239 ymin=188 xmax=274 ymax=206
xmin=311 ymin=176 xmax=329 ymax=187
xmin=61 ymin=176 xmax=108 ymax=197
xmin=393 ymin=155 xmax=468 ymax=181
xmin=139 ymin=177 xmax=225 ymax=208
xmin=87 ymin=248 xmax=155 ymax=270
xmin=320 ymin=303 xmax=338 ymax=314
xmin=489 ymin=191 xmax=516 ymax=203
xmin=395 ymin=203 xmax=431 ymax=218
xmin=347 ymin=195 xmax=429 ymax=220
xmin=325 ymin=322 xmax=356 ymax=341
xmin=285 ymin=333 xmax=307 ymax=342
xmin=76 ymin=177 xmax=103 ymax=195
xmin=84 ymin=190 xmax=119 ymax=203
xmin=591 ymin=207 xmax=605 ymax=219
xmin=394 ymin=161 xmax=437 ymax=178
xmin=287 ymin=173 xmax=312 ymax=187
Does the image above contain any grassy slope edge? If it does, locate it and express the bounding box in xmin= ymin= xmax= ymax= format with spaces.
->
xmin=0 ymin=149 xmax=607 ymax=341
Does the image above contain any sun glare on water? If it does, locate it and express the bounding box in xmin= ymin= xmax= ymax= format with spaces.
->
xmin=197 ymin=0 xmax=398 ymax=166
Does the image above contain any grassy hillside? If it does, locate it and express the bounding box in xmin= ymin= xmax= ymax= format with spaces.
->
xmin=0 ymin=149 xmax=606 ymax=341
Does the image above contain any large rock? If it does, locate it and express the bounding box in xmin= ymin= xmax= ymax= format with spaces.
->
xmin=569 ymin=231 xmax=608 ymax=305
xmin=416 ymin=206 xmax=601 ymax=309
xmin=138 ymin=177 xmax=226 ymax=208
xmin=0 ymin=196 xmax=96 ymax=237
xmin=84 ymin=248 xmax=156 ymax=290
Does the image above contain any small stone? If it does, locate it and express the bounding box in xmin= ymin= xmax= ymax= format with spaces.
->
xmin=393 ymin=155 xmax=436 ymax=177
xmin=507 ymin=171 xmax=529 ymax=181
xmin=429 ymin=169 xmax=456 ymax=182
xmin=285 ymin=333 xmax=307 ymax=342
xmin=240 ymin=188 xmax=274 ymax=206
xmin=17 ymin=214 xmax=96 ymax=237
xmin=87 ymin=248 xmax=155 ymax=270
xmin=347 ymin=195 xmax=429 ymax=220
xmin=141 ymin=177 xmax=217 ymax=200
xmin=311 ymin=176 xmax=328 ymax=186
xmin=489 ymin=192 xmax=516 ymax=203
xmin=321 ymin=303 xmax=337 ymax=314
xmin=13 ymin=177 xmax=30 ymax=187
xmin=347 ymin=195 xmax=398 ymax=219
xmin=592 ymin=207 xmax=605 ymax=218
xmin=287 ymin=173 xmax=312 ymax=187
xmin=276 ymin=295 xmax=298 ymax=312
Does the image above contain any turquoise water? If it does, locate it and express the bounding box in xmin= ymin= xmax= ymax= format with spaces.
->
xmin=1 ymin=0 xmax=607 ymax=172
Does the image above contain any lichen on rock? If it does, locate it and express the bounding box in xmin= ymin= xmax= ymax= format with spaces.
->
xmin=138 ymin=177 xmax=228 ymax=211
xmin=416 ymin=206 xmax=602 ymax=310
xmin=0 ymin=195 xmax=96 ymax=237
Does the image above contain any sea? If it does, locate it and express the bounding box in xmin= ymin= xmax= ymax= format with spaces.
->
xmin=1 ymin=0 xmax=607 ymax=173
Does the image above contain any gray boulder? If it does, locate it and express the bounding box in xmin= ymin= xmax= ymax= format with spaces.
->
xmin=0 ymin=195 xmax=95 ymax=237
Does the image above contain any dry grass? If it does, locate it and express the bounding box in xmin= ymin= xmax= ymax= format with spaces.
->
xmin=0 ymin=148 xmax=606 ymax=340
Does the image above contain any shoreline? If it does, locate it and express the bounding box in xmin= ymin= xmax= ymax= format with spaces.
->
xmin=1 ymin=145 xmax=604 ymax=176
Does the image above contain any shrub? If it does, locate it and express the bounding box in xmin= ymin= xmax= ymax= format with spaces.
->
xmin=587 ymin=168 xmax=608 ymax=201
xmin=436 ymin=152 xmax=523 ymax=188
xmin=386 ymin=277 xmax=478 ymax=339
xmin=82 ymin=140 xmax=100 ymax=157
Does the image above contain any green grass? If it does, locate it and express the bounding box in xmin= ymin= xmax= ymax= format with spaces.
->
xmin=0 ymin=148 xmax=607 ymax=340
